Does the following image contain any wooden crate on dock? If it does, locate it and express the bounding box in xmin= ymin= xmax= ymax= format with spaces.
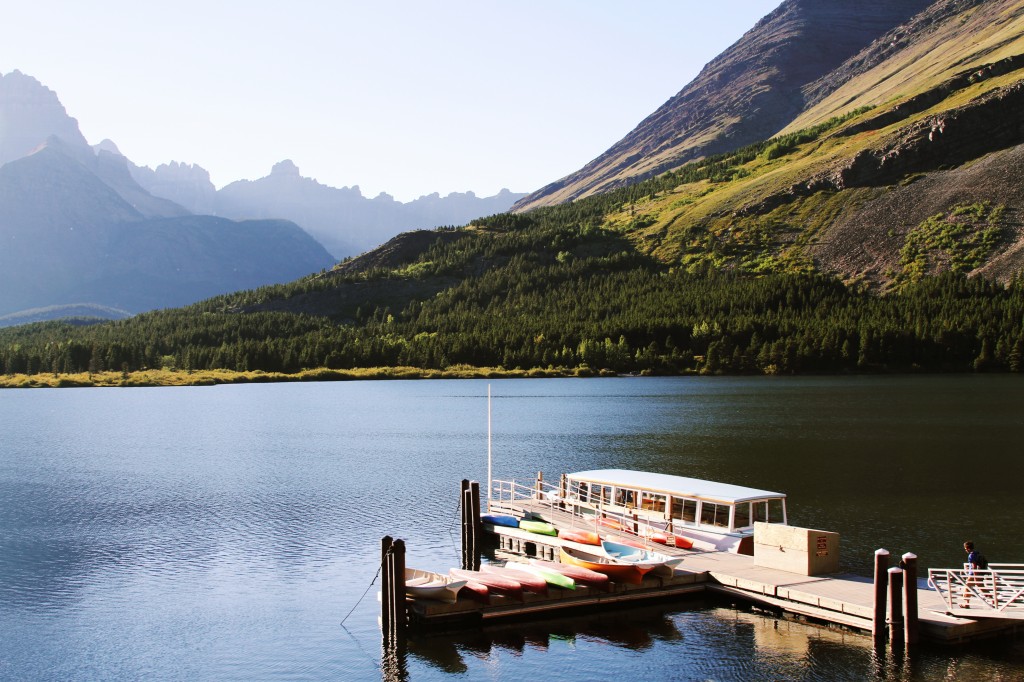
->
xmin=753 ymin=522 xmax=839 ymax=576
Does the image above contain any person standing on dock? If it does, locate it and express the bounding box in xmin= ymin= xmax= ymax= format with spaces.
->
xmin=960 ymin=541 xmax=987 ymax=607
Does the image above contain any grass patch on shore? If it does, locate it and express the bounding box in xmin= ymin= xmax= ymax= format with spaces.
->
xmin=0 ymin=365 xmax=593 ymax=388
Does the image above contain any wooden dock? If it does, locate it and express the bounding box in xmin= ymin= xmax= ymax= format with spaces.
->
xmin=400 ymin=490 xmax=1022 ymax=645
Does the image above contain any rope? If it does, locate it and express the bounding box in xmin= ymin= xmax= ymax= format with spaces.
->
xmin=339 ymin=556 xmax=389 ymax=671
xmin=340 ymin=557 xmax=384 ymax=627
xmin=447 ymin=495 xmax=463 ymax=563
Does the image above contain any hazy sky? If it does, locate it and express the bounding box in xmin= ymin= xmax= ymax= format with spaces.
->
xmin=2 ymin=1 xmax=781 ymax=201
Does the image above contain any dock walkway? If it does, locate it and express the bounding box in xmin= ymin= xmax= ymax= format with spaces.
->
xmin=453 ymin=498 xmax=1021 ymax=644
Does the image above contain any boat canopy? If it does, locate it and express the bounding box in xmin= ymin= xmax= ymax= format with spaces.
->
xmin=567 ymin=469 xmax=785 ymax=505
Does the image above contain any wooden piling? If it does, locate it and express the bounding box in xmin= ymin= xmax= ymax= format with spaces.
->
xmin=380 ymin=536 xmax=407 ymax=647
xmin=902 ymin=552 xmax=919 ymax=645
xmin=887 ymin=566 xmax=905 ymax=644
xmin=535 ymin=471 xmax=544 ymax=497
xmin=873 ymin=549 xmax=890 ymax=641
xmin=461 ymin=479 xmax=481 ymax=571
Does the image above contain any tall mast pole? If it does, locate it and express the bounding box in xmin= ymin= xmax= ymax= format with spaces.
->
xmin=487 ymin=384 xmax=492 ymax=502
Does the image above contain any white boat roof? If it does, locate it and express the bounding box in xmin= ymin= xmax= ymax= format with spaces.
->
xmin=567 ymin=469 xmax=785 ymax=504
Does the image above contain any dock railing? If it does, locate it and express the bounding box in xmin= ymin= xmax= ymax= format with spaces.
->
xmin=488 ymin=478 xmax=672 ymax=543
xmin=927 ymin=563 xmax=1024 ymax=618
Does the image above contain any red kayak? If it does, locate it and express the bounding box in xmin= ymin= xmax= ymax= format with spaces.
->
xmin=527 ymin=558 xmax=611 ymax=591
xmin=481 ymin=564 xmax=548 ymax=595
xmin=450 ymin=568 xmax=524 ymax=601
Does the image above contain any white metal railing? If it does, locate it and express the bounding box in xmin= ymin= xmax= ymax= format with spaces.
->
xmin=927 ymin=564 xmax=1024 ymax=618
xmin=488 ymin=478 xmax=678 ymax=546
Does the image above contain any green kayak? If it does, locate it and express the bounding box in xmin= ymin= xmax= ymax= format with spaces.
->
xmin=519 ymin=519 xmax=557 ymax=536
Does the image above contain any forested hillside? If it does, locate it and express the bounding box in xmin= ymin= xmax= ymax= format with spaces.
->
xmin=2 ymin=199 xmax=1022 ymax=380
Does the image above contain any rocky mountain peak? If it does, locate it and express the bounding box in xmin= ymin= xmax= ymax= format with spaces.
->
xmin=0 ymin=70 xmax=91 ymax=167
xmin=271 ymin=159 xmax=301 ymax=177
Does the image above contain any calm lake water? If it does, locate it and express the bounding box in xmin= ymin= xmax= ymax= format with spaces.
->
xmin=1 ymin=376 xmax=1023 ymax=680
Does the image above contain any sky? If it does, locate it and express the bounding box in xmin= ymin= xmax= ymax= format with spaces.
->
xmin=2 ymin=1 xmax=781 ymax=202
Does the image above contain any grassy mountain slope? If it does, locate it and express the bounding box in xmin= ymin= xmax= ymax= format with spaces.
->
xmin=512 ymin=0 xmax=935 ymax=212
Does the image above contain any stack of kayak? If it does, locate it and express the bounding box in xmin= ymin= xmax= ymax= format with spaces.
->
xmin=480 ymin=513 xmax=693 ymax=549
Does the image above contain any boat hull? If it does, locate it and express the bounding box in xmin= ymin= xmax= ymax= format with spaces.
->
xmin=560 ymin=546 xmax=647 ymax=585
xmin=404 ymin=568 xmax=468 ymax=604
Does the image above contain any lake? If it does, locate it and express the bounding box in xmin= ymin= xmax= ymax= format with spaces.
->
xmin=1 ymin=376 xmax=1023 ymax=680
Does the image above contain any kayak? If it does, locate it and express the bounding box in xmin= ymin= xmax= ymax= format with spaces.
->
xmin=528 ymin=557 xmax=610 ymax=591
xmin=481 ymin=564 xmax=548 ymax=595
xmin=481 ymin=513 xmax=519 ymax=528
xmin=559 ymin=529 xmax=601 ymax=545
xmin=503 ymin=562 xmax=576 ymax=590
xmin=450 ymin=568 xmax=524 ymax=601
xmin=519 ymin=519 xmax=558 ymax=536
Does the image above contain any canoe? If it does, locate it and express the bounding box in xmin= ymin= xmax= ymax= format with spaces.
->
xmin=502 ymin=562 xmax=576 ymax=590
xmin=404 ymin=567 xmax=468 ymax=604
xmin=450 ymin=568 xmax=524 ymax=601
xmin=519 ymin=519 xmax=557 ymax=536
xmin=481 ymin=513 xmax=519 ymax=528
xmin=528 ymin=557 xmax=611 ymax=591
xmin=481 ymin=564 xmax=548 ymax=595
xmin=559 ymin=529 xmax=601 ymax=546
xmin=560 ymin=546 xmax=649 ymax=585
xmin=600 ymin=540 xmax=684 ymax=577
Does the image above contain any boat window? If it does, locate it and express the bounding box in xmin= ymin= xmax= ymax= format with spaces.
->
xmin=615 ymin=488 xmax=637 ymax=508
xmin=595 ymin=485 xmax=613 ymax=504
xmin=699 ymin=502 xmax=730 ymax=528
xmin=577 ymin=482 xmax=589 ymax=502
xmin=641 ymin=492 xmax=666 ymax=514
xmin=751 ymin=499 xmax=786 ymax=523
xmin=734 ymin=502 xmax=751 ymax=529
xmin=671 ymin=498 xmax=697 ymax=524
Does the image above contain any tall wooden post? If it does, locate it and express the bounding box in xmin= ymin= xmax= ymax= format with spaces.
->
xmin=902 ymin=552 xmax=919 ymax=645
xmin=887 ymin=566 xmax=905 ymax=645
xmin=381 ymin=536 xmax=394 ymax=640
xmin=461 ymin=479 xmax=481 ymax=570
xmin=380 ymin=535 xmax=407 ymax=681
xmin=872 ymin=549 xmax=890 ymax=642
xmin=535 ymin=471 xmax=544 ymax=498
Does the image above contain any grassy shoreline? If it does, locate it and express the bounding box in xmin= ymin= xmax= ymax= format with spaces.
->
xmin=0 ymin=365 xmax=620 ymax=388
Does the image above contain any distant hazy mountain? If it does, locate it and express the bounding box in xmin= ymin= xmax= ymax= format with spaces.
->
xmin=513 ymin=0 xmax=935 ymax=211
xmin=0 ymin=73 xmax=336 ymax=320
xmin=129 ymin=158 xmax=526 ymax=259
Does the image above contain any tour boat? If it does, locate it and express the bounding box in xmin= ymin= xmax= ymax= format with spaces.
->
xmin=559 ymin=546 xmax=651 ymax=585
xmin=563 ymin=469 xmax=787 ymax=555
xmin=404 ymin=568 xmax=468 ymax=604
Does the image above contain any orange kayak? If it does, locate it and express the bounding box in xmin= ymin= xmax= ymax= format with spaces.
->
xmin=559 ymin=529 xmax=601 ymax=546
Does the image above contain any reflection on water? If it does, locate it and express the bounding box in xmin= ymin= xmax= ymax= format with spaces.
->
xmin=1 ymin=377 xmax=1023 ymax=680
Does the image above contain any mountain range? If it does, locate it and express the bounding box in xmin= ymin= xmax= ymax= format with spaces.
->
xmin=3 ymin=0 xmax=1024 ymax=378
xmin=0 ymin=70 xmax=523 ymax=322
